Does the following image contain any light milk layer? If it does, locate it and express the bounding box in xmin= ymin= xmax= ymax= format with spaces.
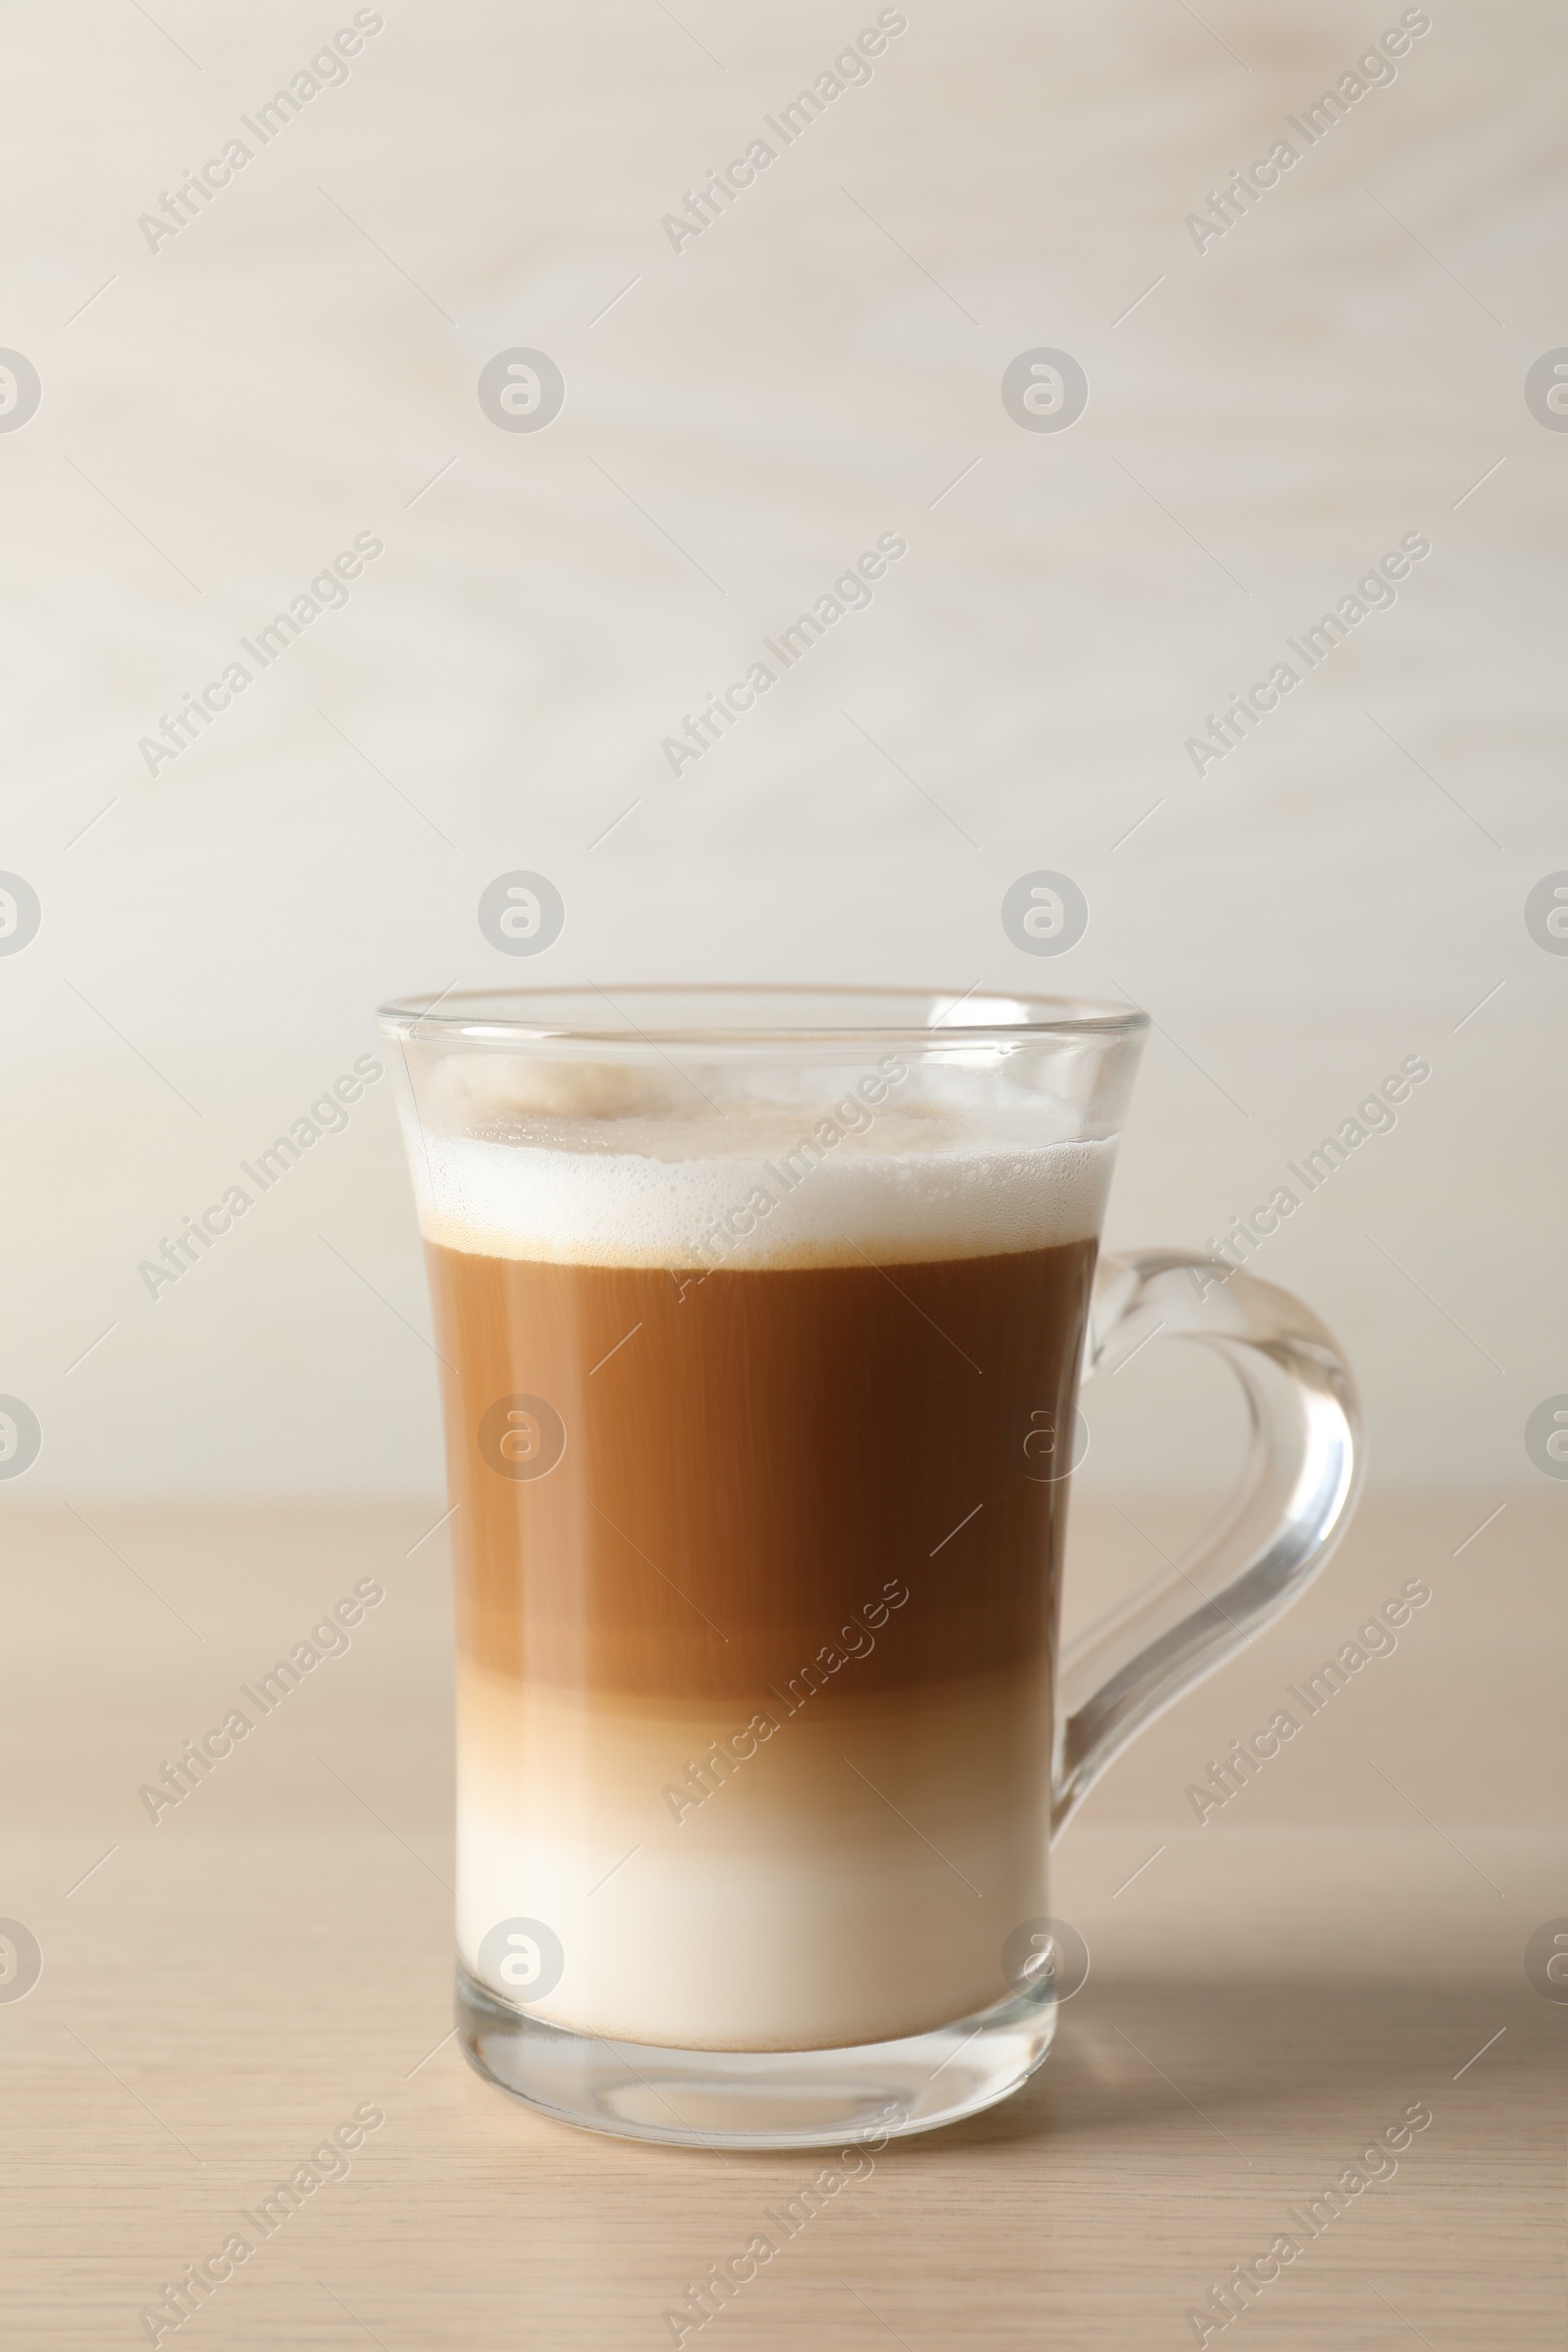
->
xmin=457 ymin=1666 xmax=1053 ymax=2049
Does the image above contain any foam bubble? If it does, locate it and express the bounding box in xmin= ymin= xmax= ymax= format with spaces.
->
xmin=406 ymin=1101 xmax=1112 ymax=1268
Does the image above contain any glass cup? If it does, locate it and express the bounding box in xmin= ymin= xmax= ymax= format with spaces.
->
xmin=377 ymin=986 xmax=1361 ymax=2149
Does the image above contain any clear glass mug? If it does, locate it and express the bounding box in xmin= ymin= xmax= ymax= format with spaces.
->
xmin=378 ymin=986 xmax=1360 ymax=2150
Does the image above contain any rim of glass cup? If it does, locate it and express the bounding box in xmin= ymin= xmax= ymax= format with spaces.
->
xmin=376 ymin=984 xmax=1151 ymax=1050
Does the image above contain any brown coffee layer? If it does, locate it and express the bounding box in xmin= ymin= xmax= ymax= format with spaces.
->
xmin=429 ymin=1239 xmax=1095 ymax=1701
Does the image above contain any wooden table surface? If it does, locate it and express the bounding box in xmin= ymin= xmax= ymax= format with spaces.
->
xmin=3 ymin=1493 xmax=1562 ymax=2350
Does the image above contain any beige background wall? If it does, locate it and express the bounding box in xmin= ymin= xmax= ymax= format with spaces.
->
xmin=2 ymin=0 xmax=1563 ymax=1497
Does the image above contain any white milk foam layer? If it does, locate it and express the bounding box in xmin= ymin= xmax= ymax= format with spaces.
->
xmin=408 ymin=1098 xmax=1112 ymax=1270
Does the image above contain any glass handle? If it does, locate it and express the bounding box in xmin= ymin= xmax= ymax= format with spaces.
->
xmin=1052 ymin=1250 xmax=1363 ymax=1840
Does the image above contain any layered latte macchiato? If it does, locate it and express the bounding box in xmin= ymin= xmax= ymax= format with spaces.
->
xmin=412 ymin=1073 xmax=1108 ymax=2052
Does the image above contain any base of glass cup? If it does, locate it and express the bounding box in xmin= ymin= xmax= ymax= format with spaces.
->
xmin=455 ymin=1964 xmax=1057 ymax=2150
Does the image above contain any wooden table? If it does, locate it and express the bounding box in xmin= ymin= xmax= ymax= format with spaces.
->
xmin=2 ymin=1494 xmax=1561 ymax=2348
